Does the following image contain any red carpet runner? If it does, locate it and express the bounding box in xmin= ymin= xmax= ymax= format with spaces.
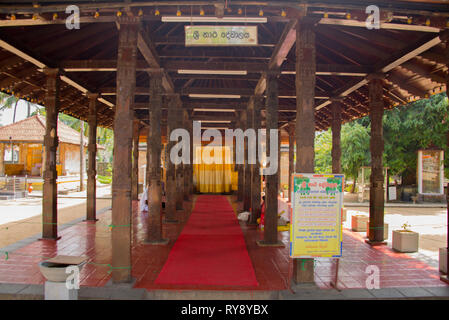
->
xmin=155 ymin=195 xmax=259 ymax=287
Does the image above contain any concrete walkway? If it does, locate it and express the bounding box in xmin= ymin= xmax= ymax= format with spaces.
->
xmin=345 ymin=206 xmax=447 ymax=269
xmin=0 ymin=185 xmax=112 ymax=249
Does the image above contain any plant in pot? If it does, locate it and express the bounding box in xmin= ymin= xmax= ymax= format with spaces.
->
xmin=392 ymin=222 xmax=419 ymax=253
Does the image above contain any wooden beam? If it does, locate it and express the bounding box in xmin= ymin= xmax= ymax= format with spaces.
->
xmin=61 ymin=59 xmax=371 ymax=76
xmin=318 ymin=18 xmax=440 ymax=33
xmin=137 ymin=28 xmax=175 ymax=94
xmin=386 ymin=74 xmax=427 ymax=98
xmin=401 ymin=59 xmax=447 ymax=84
xmin=2 ymin=1 xmax=449 ymax=17
xmin=0 ymin=34 xmax=114 ymax=109
xmin=319 ymin=32 xmax=443 ymax=110
xmin=102 ymin=86 xmax=331 ymax=98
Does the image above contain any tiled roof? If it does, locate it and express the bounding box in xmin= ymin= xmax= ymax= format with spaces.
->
xmin=0 ymin=115 xmax=100 ymax=148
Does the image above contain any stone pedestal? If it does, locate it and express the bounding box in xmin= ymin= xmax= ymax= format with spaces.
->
xmin=392 ymin=230 xmax=419 ymax=252
xmin=45 ymin=281 xmax=77 ymax=300
xmin=351 ymin=215 xmax=369 ymax=232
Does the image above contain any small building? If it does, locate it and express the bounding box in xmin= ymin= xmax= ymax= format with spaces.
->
xmin=0 ymin=115 xmax=102 ymax=176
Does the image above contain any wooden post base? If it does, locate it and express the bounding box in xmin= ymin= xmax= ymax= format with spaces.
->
xmin=365 ymin=240 xmax=387 ymax=246
xmin=39 ymin=236 xmax=61 ymax=241
xmin=163 ymin=218 xmax=179 ymax=224
xmin=440 ymin=275 xmax=449 ymax=284
xmin=83 ymin=219 xmax=99 ymax=222
xmin=144 ymin=239 xmax=169 ymax=246
xmin=256 ymin=240 xmax=285 ymax=247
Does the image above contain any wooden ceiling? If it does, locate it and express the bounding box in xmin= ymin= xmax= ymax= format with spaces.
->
xmin=0 ymin=1 xmax=448 ymax=133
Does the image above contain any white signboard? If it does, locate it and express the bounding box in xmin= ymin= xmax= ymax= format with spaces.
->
xmin=185 ymin=25 xmax=258 ymax=46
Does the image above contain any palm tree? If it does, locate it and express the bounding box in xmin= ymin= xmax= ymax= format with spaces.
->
xmin=0 ymin=92 xmax=19 ymax=113
xmin=12 ymin=99 xmax=19 ymax=123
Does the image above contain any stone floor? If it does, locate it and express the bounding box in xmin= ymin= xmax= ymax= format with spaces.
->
xmin=0 ymin=194 xmax=448 ymax=299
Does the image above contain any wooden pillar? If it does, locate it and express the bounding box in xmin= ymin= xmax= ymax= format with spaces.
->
xmin=293 ymin=20 xmax=316 ymax=283
xmin=243 ymin=102 xmax=253 ymax=212
xmin=165 ymin=94 xmax=178 ymax=223
xmin=79 ymin=121 xmax=85 ymax=192
xmin=145 ymin=134 xmax=150 ymax=188
xmin=146 ymin=69 xmax=169 ymax=245
xmin=41 ymin=68 xmax=60 ymax=240
xmin=367 ymin=74 xmax=386 ymax=245
xmin=175 ymin=98 xmax=184 ymax=210
xmin=443 ymin=32 xmax=449 ymax=285
xmin=132 ymin=119 xmax=140 ymax=201
xmin=111 ymin=19 xmax=139 ymax=283
xmin=287 ymin=122 xmax=295 ymax=203
xmin=331 ymin=99 xmax=342 ymax=174
xmin=258 ymin=71 xmax=282 ymax=246
xmin=248 ymin=96 xmax=262 ymax=225
xmin=0 ymin=143 xmax=4 ymax=176
xmin=237 ymin=111 xmax=245 ymax=202
xmin=183 ymin=109 xmax=190 ymax=201
xmin=86 ymin=93 xmax=98 ymax=221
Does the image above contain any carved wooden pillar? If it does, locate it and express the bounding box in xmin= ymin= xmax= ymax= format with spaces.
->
xmin=258 ymin=71 xmax=281 ymax=246
xmin=331 ymin=99 xmax=342 ymax=174
xmin=287 ymin=122 xmax=295 ymax=203
xmin=165 ymin=94 xmax=178 ymax=223
xmin=132 ymin=120 xmax=140 ymax=201
xmin=86 ymin=93 xmax=98 ymax=221
xmin=367 ymin=74 xmax=386 ymax=245
xmin=79 ymin=121 xmax=85 ymax=192
xmin=146 ymin=69 xmax=169 ymax=245
xmin=248 ymin=96 xmax=262 ymax=225
xmin=42 ymin=68 xmax=60 ymax=240
xmin=243 ymin=102 xmax=253 ymax=212
xmin=111 ymin=19 xmax=139 ymax=283
xmin=294 ymin=20 xmax=316 ymax=283
xmin=443 ymin=32 xmax=449 ymax=285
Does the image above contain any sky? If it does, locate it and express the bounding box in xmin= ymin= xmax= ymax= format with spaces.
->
xmin=0 ymin=100 xmax=41 ymax=126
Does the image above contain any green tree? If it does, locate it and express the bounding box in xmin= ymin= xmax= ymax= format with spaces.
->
xmin=383 ymin=93 xmax=449 ymax=182
xmin=314 ymin=130 xmax=332 ymax=174
xmin=341 ymin=122 xmax=371 ymax=192
xmin=0 ymin=92 xmax=18 ymax=112
xmin=314 ymin=121 xmax=371 ymax=192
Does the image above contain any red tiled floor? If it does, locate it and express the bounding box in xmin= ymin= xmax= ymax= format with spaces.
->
xmin=0 ymin=195 xmax=447 ymax=291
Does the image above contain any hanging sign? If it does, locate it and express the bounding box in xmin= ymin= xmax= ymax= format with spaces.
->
xmin=185 ymin=25 xmax=258 ymax=46
xmin=290 ymin=174 xmax=344 ymax=258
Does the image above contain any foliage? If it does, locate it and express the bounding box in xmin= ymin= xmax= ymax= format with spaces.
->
xmin=314 ymin=121 xmax=370 ymax=192
xmin=0 ymin=92 xmax=18 ymax=112
xmin=401 ymin=222 xmax=411 ymax=231
xmin=314 ymin=130 xmax=332 ymax=174
xmin=383 ymin=93 xmax=449 ymax=180
xmin=97 ymin=175 xmax=112 ymax=184
xmin=341 ymin=122 xmax=371 ymax=188
xmin=314 ymin=93 xmax=449 ymax=188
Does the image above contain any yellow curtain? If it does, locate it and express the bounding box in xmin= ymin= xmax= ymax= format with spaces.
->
xmin=193 ymin=146 xmax=233 ymax=193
